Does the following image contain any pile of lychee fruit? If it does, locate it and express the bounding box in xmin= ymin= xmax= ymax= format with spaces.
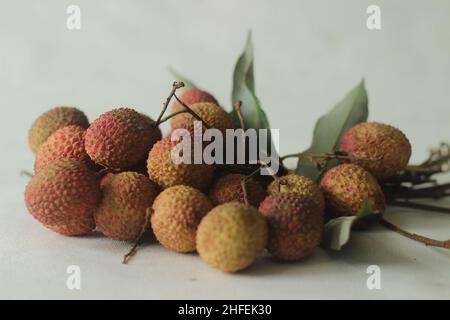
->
xmin=24 ymin=87 xmax=411 ymax=273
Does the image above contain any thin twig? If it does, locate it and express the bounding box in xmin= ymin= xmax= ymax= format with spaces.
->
xmin=280 ymin=151 xmax=381 ymax=163
xmin=173 ymin=93 xmax=211 ymax=129
xmin=123 ymin=208 xmax=153 ymax=264
xmin=234 ymin=101 xmax=245 ymax=130
xmin=240 ymin=167 xmax=262 ymax=205
xmin=157 ymin=109 xmax=190 ymax=124
xmin=387 ymin=200 xmax=450 ymax=214
xmin=155 ymin=81 xmax=185 ymax=126
xmin=380 ymin=218 xmax=450 ymax=249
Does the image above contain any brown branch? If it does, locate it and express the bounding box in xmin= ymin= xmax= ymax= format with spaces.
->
xmin=157 ymin=109 xmax=190 ymax=125
xmin=280 ymin=151 xmax=381 ymax=163
xmin=234 ymin=100 xmax=245 ymax=130
xmin=123 ymin=208 xmax=153 ymax=264
xmin=387 ymin=200 xmax=450 ymax=214
xmin=380 ymin=218 xmax=450 ymax=249
xmin=173 ymin=93 xmax=211 ymax=129
xmin=155 ymin=81 xmax=185 ymax=126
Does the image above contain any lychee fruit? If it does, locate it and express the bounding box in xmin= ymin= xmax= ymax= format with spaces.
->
xmin=34 ymin=125 xmax=91 ymax=174
xmin=170 ymin=102 xmax=235 ymax=134
xmin=28 ymin=107 xmax=89 ymax=154
xmin=196 ymin=202 xmax=268 ymax=272
xmin=208 ymin=173 xmax=266 ymax=207
xmin=147 ymin=136 xmax=214 ymax=190
xmin=151 ymin=185 xmax=212 ymax=253
xmin=267 ymin=174 xmax=325 ymax=212
xmin=259 ymin=193 xmax=324 ymax=260
xmin=320 ymin=163 xmax=385 ymax=219
xmin=340 ymin=122 xmax=411 ymax=180
xmin=172 ymin=87 xmax=217 ymax=113
xmin=24 ymin=159 xmax=100 ymax=236
xmin=85 ymin=108 xmax=161 ymax=169
xmin=94 ymin=172 xmax=158 ymax=241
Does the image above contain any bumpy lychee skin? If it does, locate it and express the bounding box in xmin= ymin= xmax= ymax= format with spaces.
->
xmin=340 ymin=122 xmax=411 ymax=180
xmin=28 ymin=107 xmax=89 ymax=154
xmin=259 ymin=193 xmax=323 ymax=260
xmin=196 ymin=202 xmax=268 ymax=273
xmin=208 ymin=173 xmax=266 ymax=207
xmin=170 ymin=102 xmax=235 ymax=134
xmin=24 ymin=159 xmax=100 ymax=236
xmin=320 ymin=164 xmax=385 ymax=218
xmin=147 ymin=136 xmax=214 ymax=190
xmin=267 ymin=174 xmax=325 ymax=212
xmin=172 ymin=87 xmax=217 ymax=113
xmin=151 ymin=185 xmax=212 ymax=253
xmin=85 ymin=108 xmax=161 ymax=169
xmin=34 ymin=125 xmax=91 ymax=174
xmin=94 ymin=172 xmax=158 ymax=241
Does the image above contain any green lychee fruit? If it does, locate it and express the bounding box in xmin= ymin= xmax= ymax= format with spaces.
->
xmin=151 ymin=185 xmax=212 ymax=253
xmin=28 ymin=107 xmax=89 ymax=154
xmin=170 ymin=102 xmax=235 ymax=134
xmin=147 ymin=136 xmax=214 ymax=190
xmin=320 ymin=164 xmax=385 ymax=218
xmin=172 ymin=87 xmax=217 ymax=113
xmin=34 ymin=125 xmax=91 ymax=173
xmin=267 ymin=174 xmax=325 ymax=212
xmin=340 ymin=122 xmax=411 ymax=180
xmin=94 ymin=172 xmax=158 ymax=241
xmin=85 ymin=108 xmax=161 ymax=169
xmin=259 ymin=193 xmax=324 ymax=260
xmin=208 ymin=173 xmax=266 ymax=207
xmin=24 ymin=159 xmax=100 ymax=236
xmin=196 ymin=202 xmax=268 ymax=272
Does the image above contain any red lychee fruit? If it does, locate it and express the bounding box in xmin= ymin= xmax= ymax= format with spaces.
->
xmin=24 ymin=159 xmax=100 ymax=236
xmin=340 ymin=122 xmax=411 ymax=180
xmin=85 ymin=108 xmax=161 ymax=169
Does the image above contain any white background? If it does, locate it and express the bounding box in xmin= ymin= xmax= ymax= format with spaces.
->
xmin=0 ymin=0 xmax=449 ymax=299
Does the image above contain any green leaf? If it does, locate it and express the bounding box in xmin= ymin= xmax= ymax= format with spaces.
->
xmin=230 ymin=31 xmax=271 ymax=132
xmin=320 ymin=201 xmax=375 ymax=251
xmin=296 ymin=80 xmax=368 ymax=180
xmin=168 ymin=67 xmax=197 ymax=90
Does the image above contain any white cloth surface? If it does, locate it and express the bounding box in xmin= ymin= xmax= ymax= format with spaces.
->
xmin=0 ymin=0 xmax=449 ymax=299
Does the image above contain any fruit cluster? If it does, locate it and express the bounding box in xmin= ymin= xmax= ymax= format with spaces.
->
xmin=24 ymin=87 xmax=411 ymax=272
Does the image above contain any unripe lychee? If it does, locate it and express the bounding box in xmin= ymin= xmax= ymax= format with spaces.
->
xmin=24 ymin=159 xmax=100 ymax=236
xmin=170 ymin=102 xmax=235 ymax=134
xmin=94 ymin=172 xmax=158 ymax=241
xmin=320 ymin=164 xmax=385 ymax=219
xmin=340 ymin=122 xmax=411 ymax=179
xmin=28 ymin=107 xmax=89 ymax=154
xmin=259 ymin=193 xmax=323 ymax=260
xmin=34 ymin=125 xmax=91 ymax=174
xmin=208 ymin=173 xmax=266 ymax=207
xmin=151 ymin=185 xmax=212 ymax=253
xmin=267 ymin=174 xmax=325 ymax=212
xmin=147 ymin=136 xmax=214 ymax=190
xmin=85 ymin=108 xmax=161 ymax=169
xmin=172 ymin=87 xmax=217 ymax=113
xmin=196 ymin=202 xmax=268 ymax=272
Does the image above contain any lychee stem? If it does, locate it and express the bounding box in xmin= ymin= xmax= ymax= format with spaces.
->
xmin=380 ymin=217 xmax=450 ymax=249
xmin=387 ymin=200 xmax=450 ymax=214
xmin=172 ymin=93 xmax=212 ymax=129
xmin=234 ymin=101 xmax=245 ymax=130
xmin=157 ymin=109 xmax=190 ymax=124
xmin=155 ymin=81 xmax=185 ymax=126
xmin=122 ymin=208 xmax=153 ymax=264
xmin=280 ymin=151 xmax=380 ymax=163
